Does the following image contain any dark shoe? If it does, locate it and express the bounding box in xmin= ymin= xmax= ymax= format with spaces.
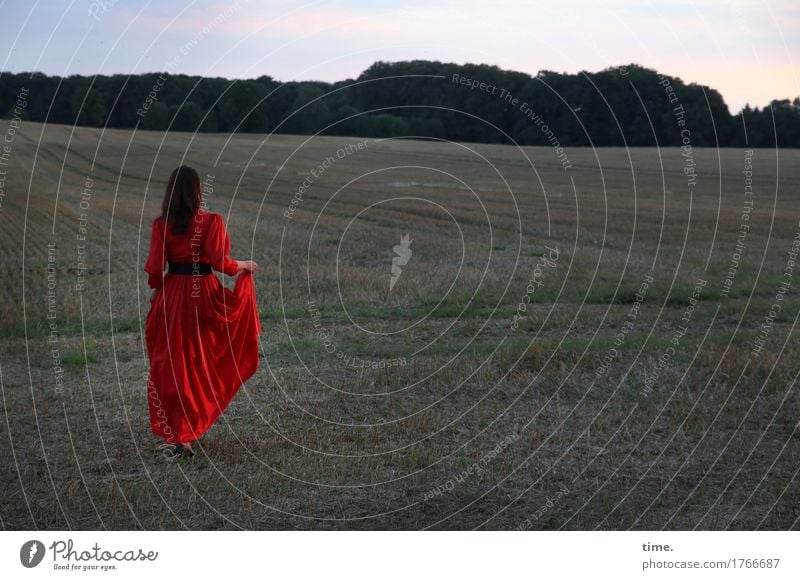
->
xmin=174 ymin=443 xmax=196 ymax=458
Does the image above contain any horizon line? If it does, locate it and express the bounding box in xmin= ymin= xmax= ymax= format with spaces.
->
xmin=3 ymin=59 xmax=798 ymax=117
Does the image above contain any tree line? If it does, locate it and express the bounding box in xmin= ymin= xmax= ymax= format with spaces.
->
xmin=1 ymin=60 xmax=797 ymax=147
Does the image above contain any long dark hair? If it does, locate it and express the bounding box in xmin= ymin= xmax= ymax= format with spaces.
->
xmin=162 ymin=166 xmax=201 ymax=234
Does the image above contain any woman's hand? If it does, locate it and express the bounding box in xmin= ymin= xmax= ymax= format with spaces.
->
xmin=237 ymin=260 xmax=258 ymax=273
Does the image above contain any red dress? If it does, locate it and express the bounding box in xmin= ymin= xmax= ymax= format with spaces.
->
xmin=144 ymin=209 xmax=261 ymax=445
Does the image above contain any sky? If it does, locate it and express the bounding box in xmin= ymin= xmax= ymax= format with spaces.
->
xmin=0 ymin=0 xmax=798 ymax=113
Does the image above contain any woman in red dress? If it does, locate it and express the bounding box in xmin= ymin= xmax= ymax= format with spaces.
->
xmin=144 ymin=166 xmax=260 ymax=457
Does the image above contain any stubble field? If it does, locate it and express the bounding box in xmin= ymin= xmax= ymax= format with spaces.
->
xmin=1 ymin=121 xmax=799 ymax=530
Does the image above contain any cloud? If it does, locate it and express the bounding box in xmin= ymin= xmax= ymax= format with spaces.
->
xmin=1 ymin=0 xmax=796 ymax=110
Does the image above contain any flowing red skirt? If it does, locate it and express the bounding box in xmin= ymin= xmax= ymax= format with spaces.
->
xmin=145 ymin=271 xmax=261 ymax=444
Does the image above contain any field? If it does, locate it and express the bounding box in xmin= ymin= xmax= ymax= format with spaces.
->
xmin=1 ymin=121 xmax=799 ymax=530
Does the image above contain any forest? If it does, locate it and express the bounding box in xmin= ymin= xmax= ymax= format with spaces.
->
xmin=2 ymin=60 xmax=797 ymax=147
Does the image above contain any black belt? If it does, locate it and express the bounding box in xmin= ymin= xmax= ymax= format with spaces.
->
xmin=168 ymin=261 xmax=212 ymax=275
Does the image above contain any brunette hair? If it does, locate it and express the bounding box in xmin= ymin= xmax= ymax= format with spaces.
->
xmin=162 ymin=166 xmax=201 ymax=234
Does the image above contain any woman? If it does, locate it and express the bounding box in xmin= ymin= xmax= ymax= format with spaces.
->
xmin=144 ymin=166 xmax=260 ymax=457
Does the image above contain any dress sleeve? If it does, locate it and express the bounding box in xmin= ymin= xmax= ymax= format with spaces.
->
xmin=204 ymin=213 xmax=239 ymax=276
xmin=144 ymin=217 xmax=166 ymax=289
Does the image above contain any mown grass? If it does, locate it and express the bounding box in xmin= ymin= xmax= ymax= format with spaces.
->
xmin=1 ymin=122 xmax=799 ymax=530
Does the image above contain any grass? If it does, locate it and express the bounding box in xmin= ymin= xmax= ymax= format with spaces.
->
xmin=61 ymin=348 xmax=99 ymax=372
xmin=1 ymin=121 xmax=799 ymax=530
